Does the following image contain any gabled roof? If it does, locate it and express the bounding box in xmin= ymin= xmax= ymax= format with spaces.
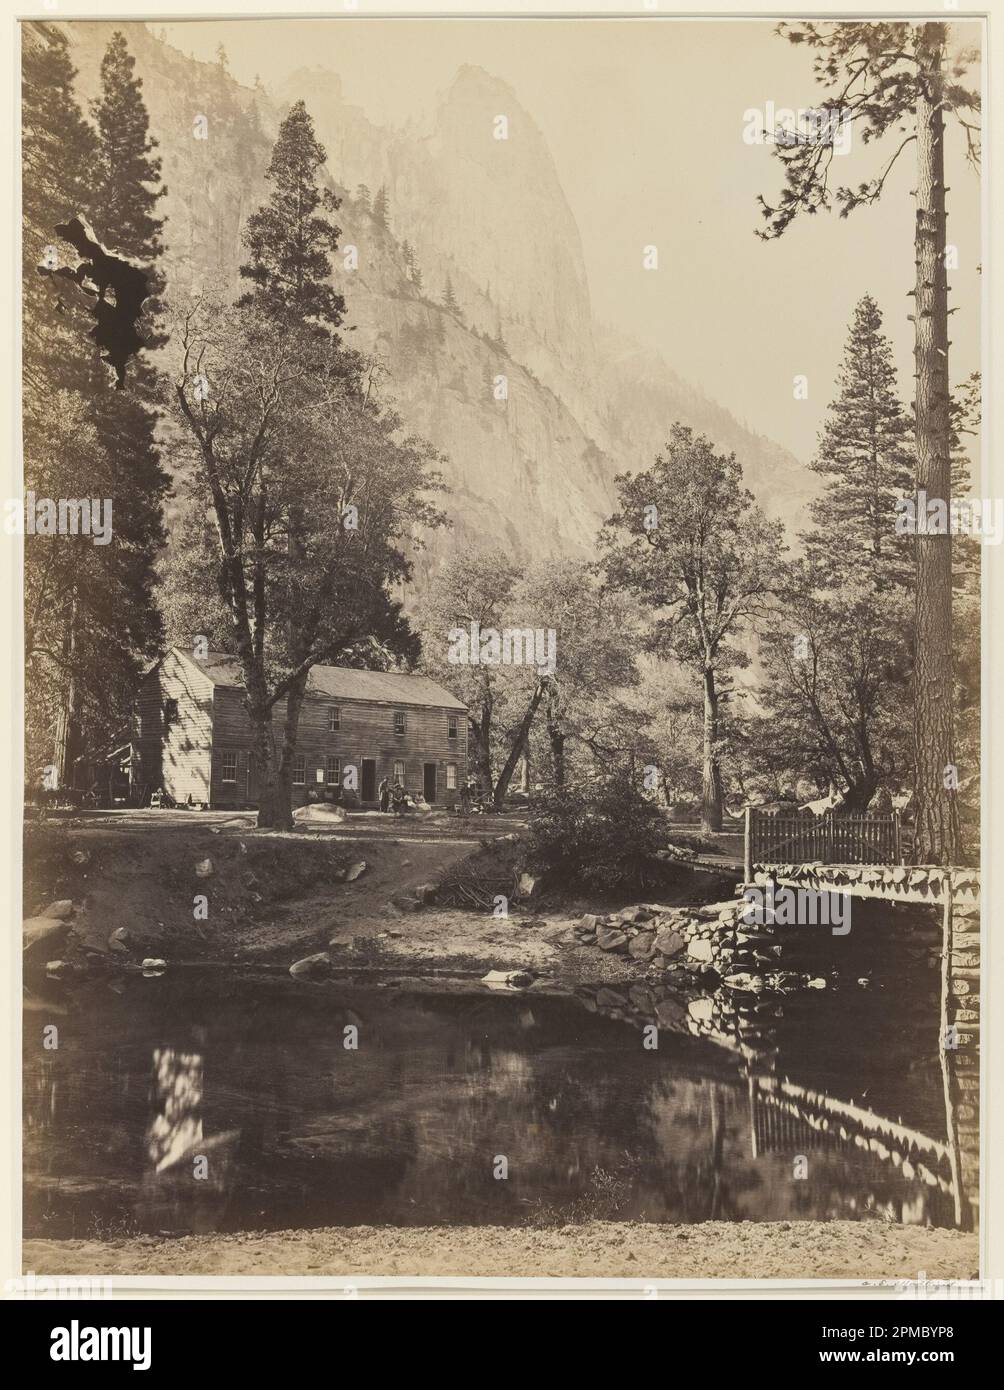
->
xmin=173 ymin=648 xmax=467 ymax=712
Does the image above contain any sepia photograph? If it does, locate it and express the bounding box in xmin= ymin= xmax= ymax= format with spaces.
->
xmin=7 ymin=3 xmax=998 ymax=1317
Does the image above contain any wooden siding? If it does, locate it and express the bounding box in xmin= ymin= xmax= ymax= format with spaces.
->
xmin=133 ymin=650 xmax=214 ymax=804
xmin=209 ymin=685 xmax=468 ymax=809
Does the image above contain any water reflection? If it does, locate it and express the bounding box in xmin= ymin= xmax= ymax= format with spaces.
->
xmin=22 ymin=972 xmax=974 ymax=1239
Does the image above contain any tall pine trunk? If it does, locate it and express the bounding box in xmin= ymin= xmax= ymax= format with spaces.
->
xmin=53 ymin=593 xmax=82 ymax=791
xmin=701 ymin=666 xmax=723 ymax=833
xmin=911 ymin=24 xmax=961 ymax=865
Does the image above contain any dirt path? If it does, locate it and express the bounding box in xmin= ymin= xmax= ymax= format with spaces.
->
xmin=23 ymin=1220 xmax=978 ymax=1281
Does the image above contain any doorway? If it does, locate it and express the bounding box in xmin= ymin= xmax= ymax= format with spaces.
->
xmin=423 ymin=763 xmax=437 ymax=803
xmin=361 ymin=759 xmax=377 ymax=803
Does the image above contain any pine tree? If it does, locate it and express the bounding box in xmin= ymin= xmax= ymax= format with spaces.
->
xmin=355 ymin=183 xmax=371 ymax=211
xmin=756 ymin=22 xmax=979 ymax=863
xmin=84 ymin=32 xmax=169 ymax=778
xmin=443 ymin=275 xmax=459 ymax=313
xmin=372 ymin=184 xmax=389 ymax=229
xmin=805 ymin=294 xmax=914 ymax=585
xmin=238 ymin=99 xmax=345 ymax=335
xmin=22 ymin=24 xmax=168 ymax=789
xmin=22 ymin=23 xmax=100 ymax=782
xmin=89 ymin=32 xmax=166 ymax=269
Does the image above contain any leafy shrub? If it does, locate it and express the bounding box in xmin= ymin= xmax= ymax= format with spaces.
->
xmin=526 ymin=777 xmax=668 ymax=891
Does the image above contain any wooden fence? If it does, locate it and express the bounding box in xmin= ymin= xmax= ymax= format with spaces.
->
xmin=744 ymin=807 xmax=902 ymax=879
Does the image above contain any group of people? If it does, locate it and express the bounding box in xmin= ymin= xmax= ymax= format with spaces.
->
xmin=377 ymin=777 xmax=408 ymax=815
xmin=458 ymin=776 xmax=479 ymax=815
xmin=375 ymin=773 xmax=481 ymax=815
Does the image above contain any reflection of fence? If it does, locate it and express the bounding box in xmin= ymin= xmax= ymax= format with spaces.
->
xmin=744 ymin=808 xmax=902 ymax=878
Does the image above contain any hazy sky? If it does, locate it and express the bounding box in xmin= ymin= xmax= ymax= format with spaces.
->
xmin=164 ymin=17 xmax=983 ymax=464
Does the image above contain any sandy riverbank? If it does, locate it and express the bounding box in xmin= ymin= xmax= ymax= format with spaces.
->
xmin=24 ymin=1220 xmax=978 ymax=1282
xmin=24 ymin=813 xmax=734 ymax=984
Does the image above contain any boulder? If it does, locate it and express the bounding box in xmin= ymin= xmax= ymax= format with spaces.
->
xmin=344 ymin=861 xmax=367 ymax=882
xmin=414 ymin=882 xmax=438 ymax=905
xmin=289 ymin=952 xmax=332 ymax=980
xmin=41 ymin=900 xmax=74 ymax=921
xmin=293 ymin=803 xmax=346 ymax=824
xmin=194 ymin=858 xmax=214 ymax=879
xmin=653 ymin=927 xmax=686 ymax=958
xmin=687 ymin=938 xmax=714 ymax=963
xmin=596 ymin=926 xmax=629 ymax=952
xmin=579 ymin=913 xmax=599 ymax=932
xmin=596 ymin=988 xmax=628 ymax=1008
xmin=23 ymin=916 xmax=71 ymax=964
xmin=628 ymin=931 xmax=657 ymax=961
xmin=141 ymin=958 xmax=167 ymax=975
xmin=107 ymin=927 xmax=134 ymax=955
xmin=328 ymin=932 xmax=356 ymax=949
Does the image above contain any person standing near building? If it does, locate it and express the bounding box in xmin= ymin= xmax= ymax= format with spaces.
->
xmin=378 ymin=776 xmax=390 ymax=813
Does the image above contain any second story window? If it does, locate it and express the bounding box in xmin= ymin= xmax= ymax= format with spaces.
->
xmin=394 ymin=710 xmax=406 ymax=737
xmin=328 ymin=707 xmax=340 ymax=732
xmin=163 ymin=697 xmax=179 ymax=726
xmin=447 ymin=715 xmax=458 ymax=740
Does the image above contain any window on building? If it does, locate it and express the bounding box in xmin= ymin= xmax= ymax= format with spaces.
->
xmin=447 ymin=715 xmax=458 ymax=740
xmin=221 ymin=751 xmax=238 ymax=784
xmin=326 ymin=756 xmax=340 ymax=787
xmin=394 ymin=710 xmax=406 ymax=736
xmin=163 ymin=698 xmax=179 ymax=726
xmin=446 ymin=763 xmax=457 ymax=790
xmin=292 ymin=755 xmax=306 ymax=786
xmin=328 ymin=707 xmax=340 ymax=732
xmin=393 ymin=759 xmax=406 ymax=784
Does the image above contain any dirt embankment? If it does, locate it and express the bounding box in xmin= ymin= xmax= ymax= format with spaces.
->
xmin=23 ymin=1220 xmax=978 ymax=1282
xmin=24 ymin=816 xmax=737 ymax=982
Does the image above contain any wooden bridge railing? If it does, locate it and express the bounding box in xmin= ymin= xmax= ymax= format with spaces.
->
xmin=744 ymin=807 xmax=902 ymax=879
